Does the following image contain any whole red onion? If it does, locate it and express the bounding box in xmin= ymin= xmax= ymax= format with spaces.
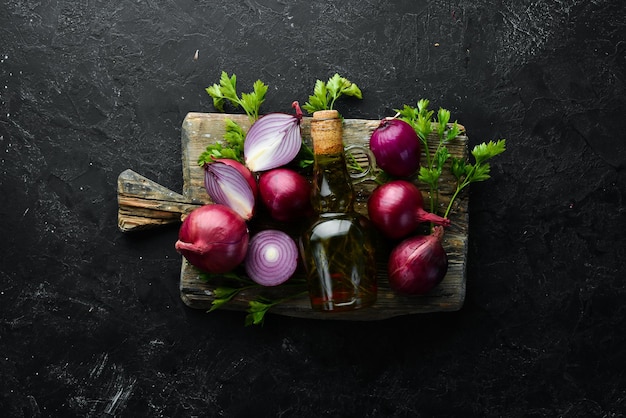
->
xmin=369 ymin=118 xmax=421 ymax=178
xmin=388 ymin=226 xmax=448 ymax=295
xmin=368 ymin=180 xmax=450 ymax=240
xmin=258 ymin=168 xmax=313 ymax=222
xmin=175 ymin=204 xmax=249 ymax=274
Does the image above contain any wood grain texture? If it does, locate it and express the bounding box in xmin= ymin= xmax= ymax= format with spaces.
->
xmin=117 ymin=169 xmax=203 ymax=232
xmin=178 ymin=112 xmax=470 ymax=320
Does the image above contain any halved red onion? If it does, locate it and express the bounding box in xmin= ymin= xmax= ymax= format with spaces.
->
xmin=212 ymin=158 xmax=258 ymax=198
xmin=244 ymin=112 xmax=302 ymax=172
xmin=204 ymin=161 xmax=256 ymax=220
xmin=244 ymin=229 xmax=298 ymax=286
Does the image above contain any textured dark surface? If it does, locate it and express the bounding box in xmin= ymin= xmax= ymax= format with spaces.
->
xmin=1 ymin=1 xmax=625 ymax=417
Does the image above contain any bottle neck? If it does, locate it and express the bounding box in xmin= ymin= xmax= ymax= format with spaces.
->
xmin=312 ymin=151 xmax=354 ymax=213
xmin=310 ymin=110 xmax=354 ymax=214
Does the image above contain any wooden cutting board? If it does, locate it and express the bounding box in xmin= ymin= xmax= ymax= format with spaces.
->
xmin=117 ymin=112 xmax=469 ymax=320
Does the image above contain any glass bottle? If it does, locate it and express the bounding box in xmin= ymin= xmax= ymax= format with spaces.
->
xmin=300 ymin=110 xmax=377 ymax=312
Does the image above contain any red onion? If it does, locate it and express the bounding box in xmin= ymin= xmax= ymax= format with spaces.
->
xmin=367 ymin=180 xmax=450 ymax=240
xmin=244 ymin=103 xmax=303 ymax=172
xmin=388 ymin=226 xmax=448 ymax=295
xmin=212 ymin=158 xmax=258 ymax=198
xmin=369 ymin=118 xmax=421 ymax=177
xmin=204 ymin=161 xmax=256 ymax=220
xmin=175 ymin=204 xmax=249 ymax=274
xmin=245 ymin=229 xmax=298 ymax=286
xmin=258 ymin=168 xmax=313 ymax=222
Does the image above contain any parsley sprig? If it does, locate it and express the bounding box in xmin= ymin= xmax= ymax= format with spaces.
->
xmin=198 ymin=72 xmax=268 ymax=166
xmin=245 ymin=292 xmax=308 ymax=326
xmin=303 ymin=74 xmax=362 ymax=114
xmin=205 ymin=71 xmax=268 ymax=121
xmin=197 ymin=118 xmax=246 ymax=165
xmin=446 ymin=139 xmax=506 ymax=217
xmin=201 ymin=272 xmax=308 ymax=326
xmin=398 ymin=99 xmax=461 ymax=215
xmin=398 ymin=99 xmax=506 ymax=219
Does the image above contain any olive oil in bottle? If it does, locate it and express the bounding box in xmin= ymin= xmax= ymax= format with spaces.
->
xmin=300 ymin=110 xmax=377 ymax=311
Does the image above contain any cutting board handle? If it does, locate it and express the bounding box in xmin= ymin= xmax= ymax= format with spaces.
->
xmin=117 ymin=169 xmax=203 ymax=232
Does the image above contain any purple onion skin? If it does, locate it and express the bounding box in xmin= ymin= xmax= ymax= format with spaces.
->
xmin=213 ymin=158 xmax=258 ymax=198
xmin=388 ymin=226 xmax=448 ymax=295
xmin=204 ymin=162 xmax=256 ymax=221
xmin=368 ymin=180 xmax=450 ymax=240
xmin=369 ymin=118 xmax=421 ymax=178
xmin=175 ymin=204 xmax=249 ymax=274
xmin=258 ymin=168 xmax=313 ymax=222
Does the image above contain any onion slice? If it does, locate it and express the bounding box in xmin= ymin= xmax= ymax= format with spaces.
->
xmin=204 ymin=161 xmax=256 ymax=220
xmin=244 ymin=111 xmax=302 ymax=172
xmin=245 ymin=229 xmax=298 ymax=286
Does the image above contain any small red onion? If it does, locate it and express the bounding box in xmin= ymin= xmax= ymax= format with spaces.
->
xmin=369 ymin=118 xmax=421 ymax=177
xmin=204 ymin=161 xmax=256 ymax=220
xmin=388 ymin=226 xmax=448 ymax=295
xmin=258 ymin=168 xmax=313 ymax=222
xmin=368 ymin=180 xmax=450 ymax=240
xmin=175 ymin=204 xmax=249 ymax=274
xmin=244 ymin=104 xmax=303 ymax=172
xmin=245 ymin=229 xmax=298 ymax=286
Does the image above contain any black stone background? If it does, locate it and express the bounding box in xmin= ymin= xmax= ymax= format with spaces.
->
xmin=1 ymin=1 xmax=625 ymax=417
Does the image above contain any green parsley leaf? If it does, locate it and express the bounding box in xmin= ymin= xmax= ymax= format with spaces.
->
xmin=417 ymin=99 xmax=430 ymax=115
xmin=396 ymin=104 xmax=419 ymax=122
xmin=416 ymin=112 xmax=434 ymax=143
xmin=471 ymin=162 xmax=492 ymax=182
xmin=197 ymin=118 xmax=246 ymax=166
xmin=205 ymin=71 xmax=267 ymax=121
xmin=295 ymin=142 xmax=315 ymax=169
xmin=202 ymin=72 xmax=267 ymax=167
xmin=444 ymin=139 xmax=506 ymax=218
xmin=209 ymin=286 xmax=241 ymax=312
xmin=243 ymin=290 xmax=309 ymax=326
xmin=435 ymin=146 xmax=451 ymax=172
xmin=450 ymin=157 xmax=467 ymax=180
xmin=245 ymin=299 xmax=273 ymax=326
xmin=418 ymin=166 xmax=440 ymax=186
xmin=471 ymin=139 xmax=507 ymax=165
xmin=240 ymin=80 xmax=268 ymax=120
xmin=446 ymin=122 xmax=462 ymax=141
xmin=437 ymin=108 xmax=451 ymax=138
xmin=303 ymin=74 xmax=362 ymax=114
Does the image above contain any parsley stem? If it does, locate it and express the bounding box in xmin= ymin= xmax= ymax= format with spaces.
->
xmin=444 ymin=165 xmax=475 ymax=218
xmin=246 ymin=290 xmax=309 ymax=326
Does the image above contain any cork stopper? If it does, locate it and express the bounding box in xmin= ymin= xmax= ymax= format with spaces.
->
xmin=311 ymin=110 xmax=343 ymax=155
